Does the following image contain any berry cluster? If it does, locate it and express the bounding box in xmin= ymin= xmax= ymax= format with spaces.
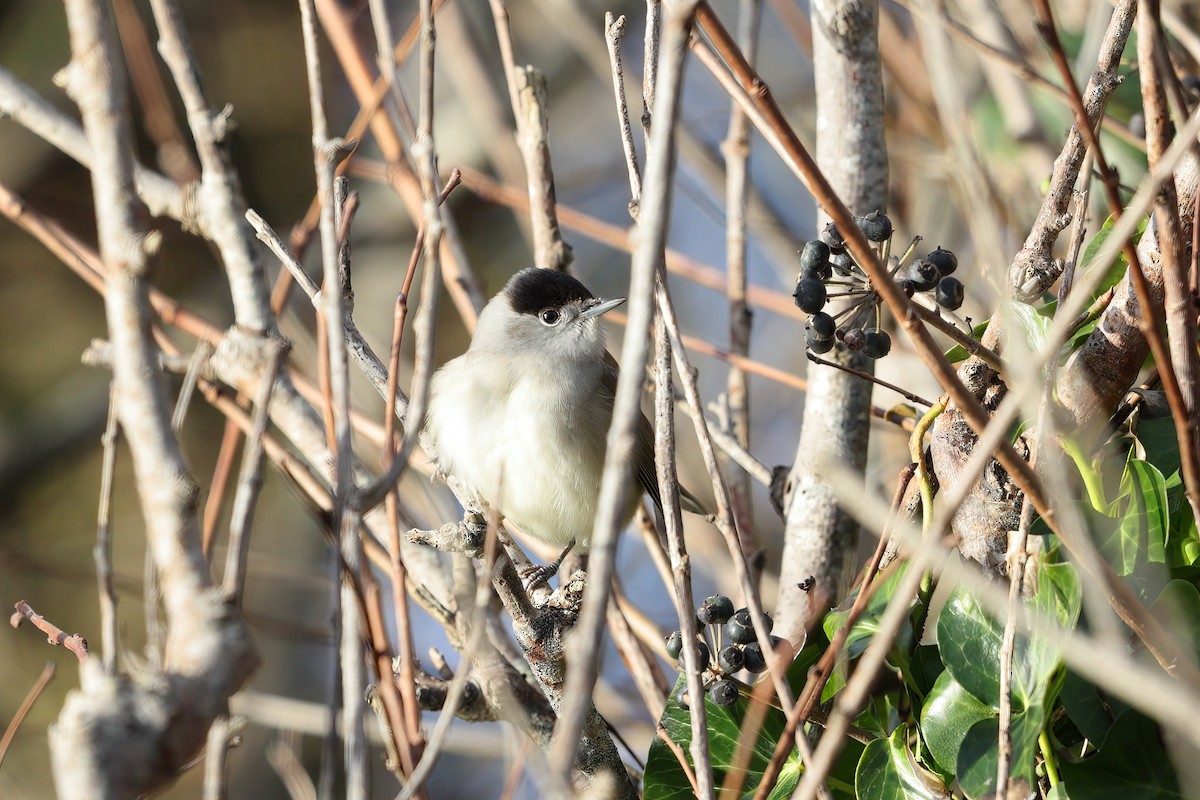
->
xmin=793 ymin=211 xmax=964 ymax=359
xmin=664 ymin=594 xmax=779 ymax=708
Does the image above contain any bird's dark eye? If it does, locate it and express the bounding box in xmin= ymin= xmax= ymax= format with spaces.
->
xmin=539 ymin=308 xmax=561 ymax=326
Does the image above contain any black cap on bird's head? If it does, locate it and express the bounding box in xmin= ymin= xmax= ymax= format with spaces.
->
xmin=503 ymin=267 xmax=595 ymax=315
xmin=472 ymin=267 xmax=625 ymax=358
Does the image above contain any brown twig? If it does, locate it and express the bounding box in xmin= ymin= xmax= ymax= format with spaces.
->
xmin=656 ymin=721 xmax=701 ymax=796
xmin=112 ymin=0 xmax=200 ymax=184
xmin=654 ymin=311 xmax=715 ymax=798
xmin=548 ymin=1 xmax=700 ymax=790
xmin=806 ymin=352 xmax=934 ymax=407
xmin=1136 ymin=0 xmax=1200 ymax=526
xmin=202 ymin=422 xmax=243 ymax=560
xmin=752 ymin=463 xmax=915 ymax=798
xmin=1008 ymin=0 xmax=1138 ymax=301
xmin=222 ymin=340 xmax=287 ymax=604
xmin=0 ymin=662 xmax=56 ymax=770
xmin=721 ymin=0 xmax=763 ymax=585
xmin=11 ymin=601 xmax=89 ymax=663
xmin=94 ymin=382 xmax=120 ymax=675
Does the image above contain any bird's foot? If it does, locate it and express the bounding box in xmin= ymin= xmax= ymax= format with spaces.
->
xmin=520 ymin=539 xmax=576 ymax=592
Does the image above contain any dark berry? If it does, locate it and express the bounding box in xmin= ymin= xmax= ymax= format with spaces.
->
xmin=843 ymin=327 xmax=867 ymax=352
xmin=718 ymin=645 xmax=745 ymax=674
xmin=709 ymin=679 xmax=739 ymax=707
xmin=896 ymin=279 xmax=916 ymax=298
xmin=665 ymin=630 xmax=683 ymax=660
xmin=936 ymin=276 xmax=965 ymax=310
xmin=806 ymin=327 xmax=835 ymax=354
xmin=809 ymin=311 xmax=836 ymax=339
xmin=799 ymin=240 xmax=831 ymax=277
xmin=698 ymin=594 xmax=735 ymax=625
xmin=820 ymin=221 xmax=846 ymax=254
xmin=858 ymin=211 xmax=893 ymax=242
xmin=926 ymin=247 xmax=958 ymax=277
xmin=742 ymin=642 xmax=767 ymax=673
xmin=675 ymin=685 xmax=691 ymax=709
xmin=694 ymin=639 xmax=711 ymax=668
xmin=793 ymin=278 xmax=827 ymax=314
xmin=862 ymin=328 xmax=892 ymax=359
xmin=801 ymin=267 xmax=828 ymax=283
xmin=725 ymin=609 xmax=755 ymax=645
xmin=830 ymin=253 xmax=856 ymax=276
xmin=908 ymin=259 xmax=940 ymax=292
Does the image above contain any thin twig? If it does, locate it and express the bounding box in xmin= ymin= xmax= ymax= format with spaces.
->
xmin=0 ymin=662 xmax=56 ymax=770
xmin=95 ymin=381 xmax=120 ymax=674
xmin=487 ymin=0 xmax=571 ymax=270
xmin=1136 ymin=0 xmax=1200 ymax=526
xmin=202 ymin=422 xmax=243 ymax=559
xmin=722 ymin=0 xmax=762 ymax=583
xmin=753 ymin=464 xmax=916 ymax=798
xmin=10 ymin=601 xmax=89 ymax=663
xmin=268 ymin=734 xmax=319 ymax=800
xmin=548 ymin=0 xmax=701 ymax=789
xmin=222 ymin=340 xmax=287 ymax=603
xmin=656 ymin=722 xmax=700 ymax=796
xmin=806 ymin=352 xmax=934 ymax=407
xmin=149 ymin=0 xmax=277 ymax=333
xmin=297 ymin=0 xmax=366 ymax=795
xmin=654 ymin=311 xmax=715 ymax=798
xmin=605 ymin=12 xmax=642 ymax=216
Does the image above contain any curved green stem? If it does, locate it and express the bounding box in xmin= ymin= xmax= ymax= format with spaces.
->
xmin=910 ymin=397 xmax=947 ymax=608
xmin=1039 ymin=729 xmax=1061 ymax=788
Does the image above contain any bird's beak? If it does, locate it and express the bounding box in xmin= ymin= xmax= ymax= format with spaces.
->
xmin=580 ymin=296 xmax=626 ymax=320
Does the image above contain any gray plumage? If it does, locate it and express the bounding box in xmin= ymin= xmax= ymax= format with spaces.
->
xmin=425 ymin=267 xmax=698 ymax=551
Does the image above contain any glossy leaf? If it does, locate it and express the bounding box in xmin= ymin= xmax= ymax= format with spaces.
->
xmin=1100 ymin=453 xmax=1169 ymax=602
xmin=945 ymin=320 xmax=990 ymax=363
xmin=955 ymin=708 xmax=1044 ymax=800
xmin=856 ymin=724 xmax=950 ymax=800
xmin=1078 ymin=214 xmax=1148 ymax=300
xmin=821 ymin=564 xmax=915 ymax=703
xmin=920 ymin=670 xmax=993 ymax=776
xmin=1058 ymin=711 xmax=1183 ymax=799
xmin=644 ymin=675 xmax=801 ymax=799
xmin=937 ymin=563 xmax=1079 ymax=711
xmin=1058 ymin=670 xmax=1119 ymax=744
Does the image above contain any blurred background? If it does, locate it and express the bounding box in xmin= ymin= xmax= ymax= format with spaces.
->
xmin=0 ymin=0 xmax=1160 ymax=796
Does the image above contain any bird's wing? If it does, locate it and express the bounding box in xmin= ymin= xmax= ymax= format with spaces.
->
xmin=601 ymin=352 xmax=707 ymax=516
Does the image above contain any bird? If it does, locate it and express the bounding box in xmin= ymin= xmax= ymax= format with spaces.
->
xmin=425 ymin=267 xmax=701 ymax=579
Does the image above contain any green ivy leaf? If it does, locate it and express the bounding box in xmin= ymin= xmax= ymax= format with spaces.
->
xmin=1058 ymin=670 xmax=1121 ymax=744
xmin=920 ymin=670 xmax=993 ymax=776
xmin=1058 ymin=711 xmax=1184 ymax=799
xmin=937 ymin=563 xmax=1080 ymax=711
xmin=945 ymin=320 xmax=990 ymax=364
xmin=1000 ymin=300 xmax=1054 ymax=357
xmin=644 ymin=674 xmax=801 ymax=799
xmin=955 ymin=707 xmax=1044 ymax=800
xmin=1150 ymin=580 xmax=1200 ymax=663
xmin=1100 ymin=453 xmax=1169 ymax=602
xmin=855 ymin=724 xmax=951 ymax=800
xmin=821 ymin=564 xmax=916 ymax=703
xmin=1079 ymin=214 xmax=1148 ymax=299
